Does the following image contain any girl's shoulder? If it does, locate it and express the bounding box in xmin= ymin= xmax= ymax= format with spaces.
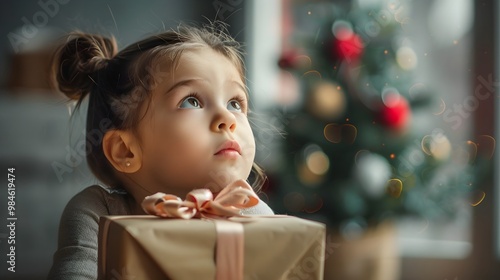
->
xmin=64 ymin=184 xmax=133 ymax=217
xmin=48 ymin=185 xmax=133 ymax=279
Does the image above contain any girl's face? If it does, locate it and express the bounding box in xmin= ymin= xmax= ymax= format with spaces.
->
xmin=134 ymin=47 xmax=255 ymax=196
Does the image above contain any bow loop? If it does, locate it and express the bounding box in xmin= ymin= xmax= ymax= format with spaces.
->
xmin=141 ymin=179 xmax=260 ymax=219
xmin=186 ymin=189 xmax=214 ymax=210
xmin=214 ymin=179 xmax=259 ymax=209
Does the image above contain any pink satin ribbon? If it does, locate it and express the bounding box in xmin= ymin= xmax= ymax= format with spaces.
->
xmin=141 ymin=179 xmax=259 ymax=219
xmin=141 ymin=179 xmax=260 ymax=280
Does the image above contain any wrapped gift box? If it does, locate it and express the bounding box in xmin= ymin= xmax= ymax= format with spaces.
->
xmin=98 ymin=215 xmax=325 ymax=280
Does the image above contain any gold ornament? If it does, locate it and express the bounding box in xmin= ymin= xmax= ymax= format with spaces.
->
xmin=308 ymin=82 xmax=346 ymax=120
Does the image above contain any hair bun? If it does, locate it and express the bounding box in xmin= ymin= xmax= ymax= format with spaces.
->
xmin=53 ymin=32 xmax=117 ymax=100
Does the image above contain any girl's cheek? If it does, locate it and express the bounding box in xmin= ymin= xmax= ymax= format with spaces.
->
xmin=241 ymin=130 xmax=256 ymax=157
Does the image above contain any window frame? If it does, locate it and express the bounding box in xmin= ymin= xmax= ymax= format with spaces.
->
xmin=401 ymin=0 xmax=499 ymax=279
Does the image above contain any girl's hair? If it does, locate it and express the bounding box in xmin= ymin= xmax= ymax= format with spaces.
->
xmin=52 ymin=23 xmax=266 ymax=192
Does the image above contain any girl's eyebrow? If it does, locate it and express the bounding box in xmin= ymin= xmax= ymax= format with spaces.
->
xmin=231 ymin=80 xmax=247 ymax=94
xmin=165 ymin=78 xmax=247 ymax=95
xmin=165 ymin=78 xmax=203 ymax=95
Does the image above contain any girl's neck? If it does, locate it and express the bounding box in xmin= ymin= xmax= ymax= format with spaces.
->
xmin=126 ymin=194 xmax=147 ymax=215
xmin=117 ymin=175 xmax=154 ymax=215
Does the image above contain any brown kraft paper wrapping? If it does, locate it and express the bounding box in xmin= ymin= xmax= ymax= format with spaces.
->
xmin=98 ymin=215 xmax=326 ymax=280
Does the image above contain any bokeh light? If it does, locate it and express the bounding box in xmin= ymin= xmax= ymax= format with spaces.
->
xmin=476 ymin=135 xmax=496 ymax=159
xmin=430 ymin=134 xmax=452 ymax=161
xmin=354 ymin=150 xmax=371 ymax=164
xmin=295 ymin=55 xmax=312 ymax=68
xmin=297 ymin=144 xmax=330 ymax=185
xmin=354 ymin=152 xmax=392 ymax=198
xmin=396 ymin=46 xmax=418 ymax=70
xmin=466 ymin=140 xmax=478 ymax=163
xmin=381 ymin=87 xmax=401 ymax=107
xmin=432 ymin=98 xmax=446 ymax=115
xmin=331 ymin=20 xmax=354 ymax=40
xmin=306 ymin=150 xmax=330 ymax=175
xmin=469 ymin=190 xmax=485 ymax=207
xmin=408 ymin=82 xmax=428 ymax=100
xmin=302 ymin=70 xmax=322 ymax=80
xmin=308 ymin=81 xmax=346 ymax=120
xmin=387 ymin=179 xmax=403 ymax=198
xmin=324 ymin=123 xmax=341 ymax=143
xmin=323 ymin=123 xmax=358 ymax=144
xmin=421 ymin=133 xmax=452 ymax=161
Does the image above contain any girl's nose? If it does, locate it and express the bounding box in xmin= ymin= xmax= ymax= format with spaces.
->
xmin=211 ymin=106 xmax=237 ymax=133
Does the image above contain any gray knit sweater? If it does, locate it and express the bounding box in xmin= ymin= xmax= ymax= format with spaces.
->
xmin=47 ymin=185 xmax=274 ymax=280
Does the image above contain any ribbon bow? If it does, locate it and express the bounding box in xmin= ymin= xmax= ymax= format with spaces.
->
xmin=141 ymin=179 xmax=259 ymax=219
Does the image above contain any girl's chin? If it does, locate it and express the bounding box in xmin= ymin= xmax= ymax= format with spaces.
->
xmin=207 ymin=183 xmax=232 ymax=197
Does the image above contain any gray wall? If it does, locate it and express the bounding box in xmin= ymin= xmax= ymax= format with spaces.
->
xmin=0 ymin=0 xmax=247 ymax=85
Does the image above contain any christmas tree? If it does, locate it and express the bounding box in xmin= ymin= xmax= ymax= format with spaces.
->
xmin=268 ymin=1 xmax=482 ymax=229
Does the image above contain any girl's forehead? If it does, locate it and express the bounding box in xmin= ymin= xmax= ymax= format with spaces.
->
xmin=179 ymin=47 xmax=235 ymax=66
xmin=163 ymin=47 xmax=243 ymax=81
xmin=145 ymin=47 xmax=245 ymax=96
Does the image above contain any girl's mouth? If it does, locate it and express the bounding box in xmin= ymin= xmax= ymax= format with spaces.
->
xmin=214 ymin=140 xmax=242 ymax=157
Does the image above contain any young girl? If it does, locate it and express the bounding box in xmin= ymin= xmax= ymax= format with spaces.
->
xmin=48 ymin=23 xmax=274 ymax=279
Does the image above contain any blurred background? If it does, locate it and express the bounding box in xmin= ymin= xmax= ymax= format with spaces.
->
xmin=0 ymin=0 xmax=497 ymax=279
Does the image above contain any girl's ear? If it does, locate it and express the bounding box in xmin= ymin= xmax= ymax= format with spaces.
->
xmin=102 ymin=129 xmax=143 ymax=173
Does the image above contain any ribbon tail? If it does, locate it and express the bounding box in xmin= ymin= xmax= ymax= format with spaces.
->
xmin=214 ymin=220 xmax=244 ymax=280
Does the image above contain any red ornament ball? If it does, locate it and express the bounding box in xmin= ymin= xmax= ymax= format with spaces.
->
xmin=379 ymin=94 xmax=411 ymax=130
xmin=332 ymin=29 xmax=364 ymax=62
xmin=278 ymin=50 xmax=300 ymax=69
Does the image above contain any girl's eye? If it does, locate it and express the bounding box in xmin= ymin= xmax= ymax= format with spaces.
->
xmin=179 ymin=96 xmax=201 ymax=109
xmin=227 ymin=100 xmax=242 ymax=111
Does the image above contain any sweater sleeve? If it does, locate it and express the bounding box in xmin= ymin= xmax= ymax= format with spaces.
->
xmin=47 ymin=186 xmax=111 ymax=280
